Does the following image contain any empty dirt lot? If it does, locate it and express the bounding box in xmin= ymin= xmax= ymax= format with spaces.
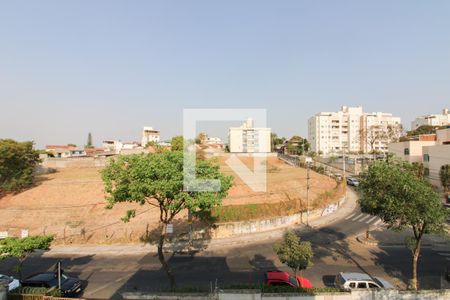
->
xmin=0 ymin=156 xmax=339 ymax=244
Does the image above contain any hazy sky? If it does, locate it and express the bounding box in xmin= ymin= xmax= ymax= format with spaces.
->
xmin=1 ymin=0 xmax=449 ymax=148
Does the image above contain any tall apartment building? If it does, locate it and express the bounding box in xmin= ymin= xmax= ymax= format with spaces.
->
xmin=411 ymin=108 xmax=450 ymax=130
xmin=229 ymin=118 xmax=271 ymax=153
xmin=308 ymin=106 xmax=401 ymax=155
xmin=141 ymin=126 xmax=160 ymax=146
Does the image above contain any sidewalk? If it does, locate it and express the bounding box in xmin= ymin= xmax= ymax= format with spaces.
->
xmin=47 ymin=189 xmax=359 ymax=256
xmin=368 ymin=227 xmax=450 ymax=248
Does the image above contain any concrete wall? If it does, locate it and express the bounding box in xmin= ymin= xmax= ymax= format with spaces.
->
xmin=389 ymin=141 xmax=436 ymax=163
xmin=212 ymin=197 xmax=344 ymax=239
xmin=41 ymin=156 xmax=110 ymax=168
xmin=123 ymin=289 xmax=450 ymax=300
xmin=423 ymin=144 xmax=450 ymax=188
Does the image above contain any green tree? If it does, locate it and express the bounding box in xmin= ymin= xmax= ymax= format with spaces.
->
xmin=0 ymin=235 xmax=54 ymax=279
xmin=273 ymin=231 xmax=313 ymax=277
xmin=101 ymin=152 xmax=232 ymax=288
xmin=0 ymin=139 xmax=41 ymax=194
xmin=271 ymin=133 xmax=285 ymax=152
xmin=170 ymin=136 xmax=184 ymax=151
xmin=85 ymin=132 xmax=93 ymax=149
xmin=440 ymin=164 xmax=450 ymax=192
xmin=359 ymin=160 xmax=448 ymax=289
xmin=286 ymin=136 xmax=310 ymax=155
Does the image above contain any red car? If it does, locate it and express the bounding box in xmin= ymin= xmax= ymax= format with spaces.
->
xmin=265 ymin=271 xmax=313 ymax=289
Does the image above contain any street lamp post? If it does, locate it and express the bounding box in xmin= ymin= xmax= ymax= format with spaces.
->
xmin=306 ymin=162 xmax=311 ymax=226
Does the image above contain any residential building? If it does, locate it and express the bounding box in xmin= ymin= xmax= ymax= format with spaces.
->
xmin=308 ymin=106 xmax=401 ymax=155
xmin=423 ymin=127 xmax=450 ymax=188
xmin=388 ymin=135 xmax=437 ymax=163
xmin=102 ymin=140 xmax=140 ymax=154
xmin=228 ymin=118 xmax=271 ymax=153
xmin=389 ymin=127 xmax=450 ymax=189
xmin=411 ymin=108 xmax=450 ymax=130
xmin=205 ymin=136 xmax=223 ymax=145
xmin=141 ymin=127 xmax=160 ymax=147
xmin=45 ymin=145 xmax=86 ymax=158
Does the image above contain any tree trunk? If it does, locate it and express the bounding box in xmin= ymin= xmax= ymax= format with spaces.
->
xmin=411 ymin=239 xmax=421 ymax=290
xmin=157 ymin=227 xmax=176 ymax=289
xmin=17 ymin=257 xmax=25 ymax=281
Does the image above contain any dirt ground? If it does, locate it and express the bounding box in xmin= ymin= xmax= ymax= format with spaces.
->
xmin=0 ymin=156 xmax=338 ymax=244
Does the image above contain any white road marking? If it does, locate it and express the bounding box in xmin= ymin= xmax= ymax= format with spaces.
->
xmin=345 ymin=213 xmax=356 ymax=220
xmin=359 ymin=215 xmax=371 ymax=222
xmin=352 ymin=214 xmax=365 ymax=221
xmin=373 ymin=219 xmax=383 ymax=226
xmin=366 ymin=216 xmax=378 ymax=224
xmin=438 ymin=253 xmax=450 ymax=256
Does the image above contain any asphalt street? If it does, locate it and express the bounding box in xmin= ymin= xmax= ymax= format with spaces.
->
xmin=1 ymin=199 xmax=450 ymax=299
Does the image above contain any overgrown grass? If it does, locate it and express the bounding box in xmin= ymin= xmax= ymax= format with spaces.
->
xmin=213 ymin=183 xmax=345 ymax=222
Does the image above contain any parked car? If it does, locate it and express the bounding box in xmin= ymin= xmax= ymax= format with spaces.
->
xmin=346 ymin=177 xmax=360 ymax=187
xmin=335 ymin=272 xmax=393 ymax=290
xmin=0 ymin=274 xmax=20 ymax=291
xmin=21 ymin=272 xmax=82 ymax=297
xmin=265 ymin=271 xmax=313 ymax=289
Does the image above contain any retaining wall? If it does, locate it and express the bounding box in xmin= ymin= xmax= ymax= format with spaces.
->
xmin=122 ymin=289 xmax=450 ymax=300
xmin=211 ymin=197 xmax=344 ymax=239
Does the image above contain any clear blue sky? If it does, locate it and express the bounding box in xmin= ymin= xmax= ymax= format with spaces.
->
xmin=1 ymin=0 xmax=449 ymax=148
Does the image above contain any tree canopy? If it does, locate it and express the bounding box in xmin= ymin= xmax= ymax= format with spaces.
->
xmin=286 ymin=136 xmax=310 ymax=156
xmin=170 ymin=136 xmax=184 ymax=151
xmin=440 ymin=164 xmax=450 ymax=192
xmin=359 ymin=160 xmax=448 ymax=289
xmin=0 ymin=235 xmax=54 ymax=279
xmin=274 ymin=231 xmax=313 ymax=277
xmin=101 ymin=151 xmax=233 ymax=287
xmin=0 ymin=139 xmax=40 ymax=193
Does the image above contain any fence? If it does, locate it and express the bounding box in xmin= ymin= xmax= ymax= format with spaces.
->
xmin=8 ymin=295 xmax=84 ymax=300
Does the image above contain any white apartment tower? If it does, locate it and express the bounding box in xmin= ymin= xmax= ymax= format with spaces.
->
xmin=141 ymin=127 xmax=160 ymax=146
xmin=229 ymin=118 xmax=271 ymax=153
xmin=411 ymin=108 xmax=450 ymax=130
xmin=308 ymin=106 xmax=401 ymax=155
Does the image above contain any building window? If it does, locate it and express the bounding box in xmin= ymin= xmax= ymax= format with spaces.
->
xmin=424 ymin=168 xmax=430 ymax=176
xmin=404 ymin=148 xmax=410 ymax=155
xmin=423 ymin=154 xmax=430 ymax=162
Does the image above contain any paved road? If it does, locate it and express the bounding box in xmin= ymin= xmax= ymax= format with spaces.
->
xmin=1 ymin=195 xmax=449 ymax=299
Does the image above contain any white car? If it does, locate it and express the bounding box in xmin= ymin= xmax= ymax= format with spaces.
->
xmin=335 ymin=272 xmax=393 ymax=290
xmin=0 ymin=274 xmax=20 ymax=291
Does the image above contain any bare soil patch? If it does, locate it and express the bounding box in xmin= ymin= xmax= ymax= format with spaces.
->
xmin=0 ymin=156 xmax=340 ymax=244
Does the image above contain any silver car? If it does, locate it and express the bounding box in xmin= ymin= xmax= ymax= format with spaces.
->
xmin=0 ymin=274 xmax=20 ymax=291
xmin=335 ymin=272 xmax=393 ymax=289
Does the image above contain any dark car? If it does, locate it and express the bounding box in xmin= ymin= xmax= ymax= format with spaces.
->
xmin=21 ymin=272 xmax=82 ymax=297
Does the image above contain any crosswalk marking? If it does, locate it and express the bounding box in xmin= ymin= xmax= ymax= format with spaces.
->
xmin=438 ymin=253 xmax=450 ymax=256
xmin=373 ymin=219 xmax=383 ymax=226
xmin=366 ymin=216 xmax=378 ymax=224
xmin=352 ymin=214 xmax=365 ymax=221
xmin=446 ymin=258 xmax=450 ymax=261
xmin=345 ymin=213 xmax=356 ymax=220
xmin=359 ymin=215 xmax=371 ymax=222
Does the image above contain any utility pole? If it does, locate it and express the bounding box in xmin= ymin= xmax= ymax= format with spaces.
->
xmin=306 ymin=163 xmax=310 ymax=226
xmin=57 ymin=260 xmax=61 ymax=292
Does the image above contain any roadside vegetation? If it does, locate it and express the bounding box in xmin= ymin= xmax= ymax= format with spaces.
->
xmin=212 ymin=182 xmax=345 ymax=222
xmin=0 ymin=139 xmax=40 ymax=195
xmin=0 ymin=235 xmax=54 ymax=280
xmin=101 ymin=151 xmax=233 ymax=288
xmin=359 ymin=159 xmax=449 ymax=290
xmin=274 ymin=231 xmax=313 ymax=277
